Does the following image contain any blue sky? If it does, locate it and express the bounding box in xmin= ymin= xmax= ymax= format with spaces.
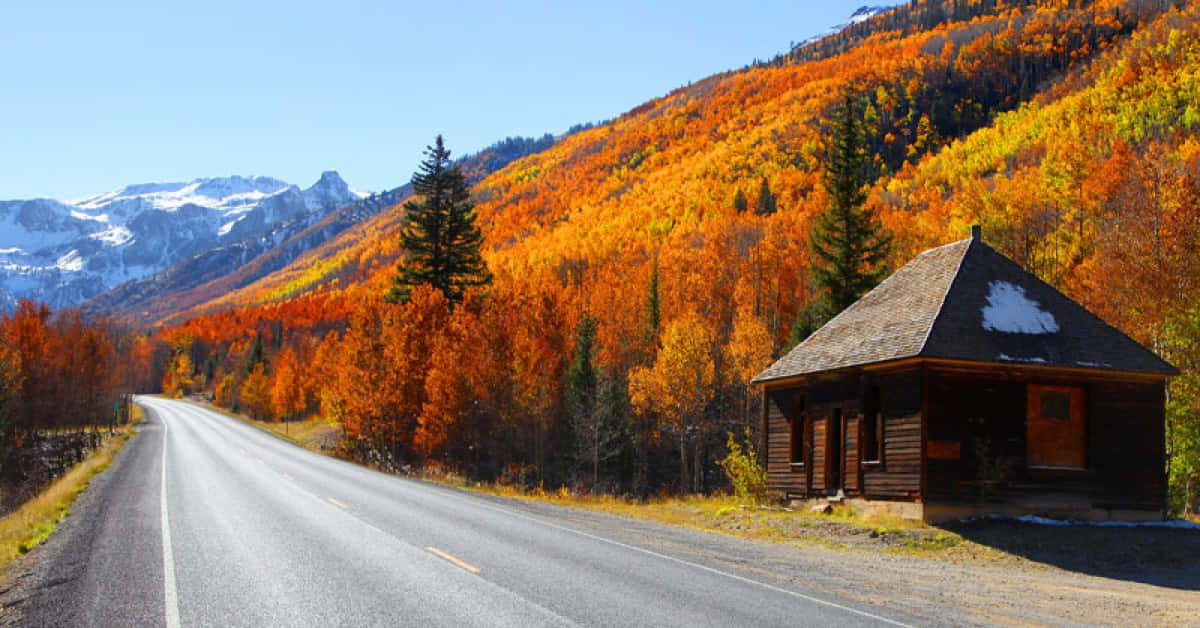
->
xmin=2 ymin=1 xmax=898 ymax=200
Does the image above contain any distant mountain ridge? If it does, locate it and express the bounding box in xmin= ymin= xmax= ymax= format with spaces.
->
xmin=797 ymin=5 xmax=894 ymax=47
xmin=53 ymin=6 xmax=917 ymax=321
xmin=0 ymin=172 xmax=363 ymax=309
xmin=82 ymin=132 xmax=564 ymax=323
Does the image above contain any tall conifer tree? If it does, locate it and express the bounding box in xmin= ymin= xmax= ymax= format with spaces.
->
xmin=387 ymin=135 xmax=492 ymax=305
xmin=732 ymin=188 xmax=748 ymax=213
xmin=640 ymin=258 xmax=661 ymax=359
xmin=754 ymin=176 xmax=777 ymax=216
xmin=810 ymin=91 xmax=892 ymax=319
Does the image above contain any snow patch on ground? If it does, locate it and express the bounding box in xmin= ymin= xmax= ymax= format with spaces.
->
xmin=0 ymin=247 xmax=23 ymax=255
xmin=981 ymin=281 xmax=1059 ymax=334
xmin=70 ymin=209 xmax=108 ymax=223
xmin=55 ymin=250 xmax=83 ymax=272
xmin=975 ymin=514 xmax=1200 ymax=529
xmin=89 ymin=225 xmax=134 ymax=246
xmin=76 ymin=179 xmax=287 ymax=214
xmin=218 ymin=215 xmax=246 ymax=236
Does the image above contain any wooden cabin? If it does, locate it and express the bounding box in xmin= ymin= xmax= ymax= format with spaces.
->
xmin=753 ymin=227 xmax=1177 ymax=522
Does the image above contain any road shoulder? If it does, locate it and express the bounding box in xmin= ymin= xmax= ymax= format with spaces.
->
xmin=0 ymin=412 xmax=163 ymax=627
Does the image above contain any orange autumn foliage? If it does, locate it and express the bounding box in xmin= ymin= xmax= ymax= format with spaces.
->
xmin=128 ymin=2 xmax=1200 ymax=497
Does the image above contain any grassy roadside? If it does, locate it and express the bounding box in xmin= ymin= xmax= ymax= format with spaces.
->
xmin=0 ymin=405 xmax=143 ymax=584
xmin=415 ymin=466 xmax=998 ymax=561
xmin=179 ymin=398 xmax=340 ymax=452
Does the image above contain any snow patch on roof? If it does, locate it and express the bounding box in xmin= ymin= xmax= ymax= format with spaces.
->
xmin=997 ymin=354 xmax=1047 ymax=364
xmin=982 ymin=281 xmax=1059 ymax=334
xmin=1074 ymin=360 xmax=1112 ymax=368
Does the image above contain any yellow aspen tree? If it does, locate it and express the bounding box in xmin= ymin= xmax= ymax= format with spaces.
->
xmin=629 ymin=313 xmax=715 ymax=493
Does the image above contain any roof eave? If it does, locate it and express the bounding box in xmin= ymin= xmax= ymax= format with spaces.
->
xmin=754 ymin=355 xmax=1177 ymax=387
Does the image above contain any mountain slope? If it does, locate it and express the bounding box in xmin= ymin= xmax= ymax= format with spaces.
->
xmin=139 ymin=1 xmax=1200 ymax=506
xmin=0 ymin=172 xmax=362 ymax=309
xmin=173 ymin=0 xmax=1166 ymax=337
xmin=92 ymin=134 xmax=560 ymax=324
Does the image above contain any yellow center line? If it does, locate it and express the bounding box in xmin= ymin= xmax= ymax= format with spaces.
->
xmin=327 ymin=497 xmax=347 ymax=509
xmin=426 ymin=546 xmax=481 ymax=574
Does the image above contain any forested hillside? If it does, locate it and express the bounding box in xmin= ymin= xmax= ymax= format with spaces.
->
xmin=96 ymin=133 xmax=561 ymax=326
xmin=134 ymin=0 xmax=1200 ymax=511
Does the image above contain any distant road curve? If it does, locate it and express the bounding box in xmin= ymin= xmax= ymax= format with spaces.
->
xmin=8 ymin=396 xmax=913 ymax=627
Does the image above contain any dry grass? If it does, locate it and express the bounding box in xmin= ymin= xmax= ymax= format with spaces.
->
xmin=183 ymin=399 xmax=340 ymax=453
xmin=238 ymin=415 xmax=339 ymax=451
xmin=0 ymin=422 xmax=136 ymax=585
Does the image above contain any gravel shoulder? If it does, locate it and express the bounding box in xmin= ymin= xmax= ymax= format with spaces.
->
xmin=481 ymin=494 xmax=1200 ymax=626
xmin=0 ymin=418 xmax=163 ymax=627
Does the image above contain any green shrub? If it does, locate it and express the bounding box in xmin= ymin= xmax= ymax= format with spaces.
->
xmin=718 ymin=429 xmax=770 ymax=505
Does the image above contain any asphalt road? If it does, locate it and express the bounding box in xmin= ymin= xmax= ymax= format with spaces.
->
xmin=8 ymin=396 xmax=919 ymax=627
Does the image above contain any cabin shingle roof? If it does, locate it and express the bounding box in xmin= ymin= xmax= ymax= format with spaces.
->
xmin=753 ymin=235 xmax=1178 ymax=383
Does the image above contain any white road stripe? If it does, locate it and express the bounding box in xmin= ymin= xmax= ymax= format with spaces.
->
xmin=158 ymin=402 xmax=182 ymax=628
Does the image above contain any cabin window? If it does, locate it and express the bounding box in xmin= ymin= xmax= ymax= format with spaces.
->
xmin=789 ymin=397 xmax=806 ymax=466
xmin=1026 ymin=384 xmax=1086 ymax=470
xmin=861 ymin=386 xmax=883 ymax=463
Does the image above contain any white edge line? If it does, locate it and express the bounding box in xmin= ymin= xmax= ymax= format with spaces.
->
xmin=156 ymin=398 xmax=575 ymax=628
xmin=158 ymin=401 xmax=182 ymax=628
xmin=442 ymin=489 xmax=912 ymax=627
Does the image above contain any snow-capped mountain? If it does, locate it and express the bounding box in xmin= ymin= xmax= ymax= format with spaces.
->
xmin=798 ymin=5 xmax=893 ymax=48
xmin=0 ymin=172 xmax=364 ymax=309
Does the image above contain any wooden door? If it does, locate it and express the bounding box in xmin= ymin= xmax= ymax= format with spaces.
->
xmin=826 ymin=408 xmax=842 ymax=494
xmin=1027 ymin=385 xmax=1086 ymax=469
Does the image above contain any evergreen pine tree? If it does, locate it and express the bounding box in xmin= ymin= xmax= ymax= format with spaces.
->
xmin=246 ymin=333 xmax=265 ymax=375
xmin=563 ymin=315 xmax=597 ymax=483
xmin=563 ymin=314 xmax=627 ymax=488
xmin=810 ymin=91 xmax=893 ymax=318
xmin=754 ymin=176 xmax=777 ymax=216
xmin=732 ymin=188 xmax=748 ymax=213
xmin=564 ymin=316 xmax=598 ymax=432
xmin=787 ymin=300 xmax=826 ymax=350
xmin=387 ymin=135 xmax=492 ymax=305
xmin=640 ymin=258 xmax=661 ymax=356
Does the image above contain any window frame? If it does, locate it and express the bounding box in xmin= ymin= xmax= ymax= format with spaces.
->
xmin=861 ymin=385 xmax=884 ymax=465
xmin=789 ymin=397 xmax=806 ymax=468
